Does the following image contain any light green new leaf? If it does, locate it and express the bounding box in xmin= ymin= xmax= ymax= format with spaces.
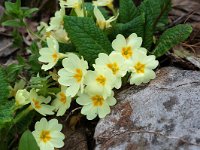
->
xmin=2 ymin=20 xmax=24 ymax=27
xmin=118 ymin=0 xmax=138 ymax=23
xmin=153 ymin=24 xmax=192 ymax=57
xmin=18 ymin=130 xmax=39 ymax=150
xmin=23 ymin=8 xmax=39 ymax=18
xmin=4 ymin=0 xmax=22 ymax=18
xmin=64 ymin=16 xmax=113 ymax=64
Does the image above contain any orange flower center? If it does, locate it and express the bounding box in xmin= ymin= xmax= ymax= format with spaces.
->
xmin=134 ymin=62 xmax=145 ymax=74
xmin=45 ymin=32 xmax=51 ymax=37
xmin=59 ymin=92 xmax=67 ymax=104
xmin=121 ymin=46 xmax=132 ymax=59
xmin=96 ymin=75 xmax=106 ymax=86
xmin=73 ymin=69 xmax=83 ymax=83
xmin=40 ymin=130 xmax=51 ymax=143
xmin=52 ymin=52 xmax=59 ymax=62
xmin=107 ymin=62 xmax=119 ymax=75
xmin=92 ymin=95 xmax=104 ymax=106
xmin=32 ymin=99 xmax=41 ymax=109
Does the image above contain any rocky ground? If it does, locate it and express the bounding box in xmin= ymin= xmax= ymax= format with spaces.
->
xmin=94 ymin=67 xmax=200 ymax=150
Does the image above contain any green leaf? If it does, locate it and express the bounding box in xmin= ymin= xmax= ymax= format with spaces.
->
xmin=59 ymin=42 xmax=77 ymax=53
xmin=110 ymin=14 xmax=145 ymax=39
xmin=18 ymin=130 xmax=39 ymax=150
xmin=2 ymin=20 xmax=24 ymax=27
xmin=153 ymin=24 xmax=192 ymax=57
xmin=139 ymin=0 xmax=171 ymax=50
xmin=5 ymin=1 xmax=19 ymax=15
xmin=0 ymin=101 xmax=14 ymax=130
xmin=28 ymin=42 xmax=41 ymax=72
xmin=23 ymin=8 xmax=39 ymax=18
xmin=64 ymin=16 xmax=113 ymax=64
xmin=6 ymin=64 xmax=23 ymax=83
xmin=4 ymin=1 xmax=22 ymax=18
xmin=0 ymin=67 xmax=9 ymax=102
xmin=118 ymin=0 xmax=138 ymax=23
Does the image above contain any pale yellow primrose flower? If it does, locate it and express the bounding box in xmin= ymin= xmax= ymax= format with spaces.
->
xmin=15 ymin=89 xmax=30 ymax=106
xmin=32 ymin=118 xmax=65 ymax=150
xmin=46 ymin=8 xmax=65 ymax=32
xmin=60 ymin=0 xmax=82 ymax=8
xmin=128 ymin=52 xmax=159 ymax=85
xmin=9 ymin=79 xmax=26 ymax=98
xmin=94 ymin=6 xmax=118 ymax=30
xmin=29 ymin=89 xmax=54 ymax=116
xmin=37 ymin=22 xmax=52 ymax=40
xmin=94 ymin=52 xmax=127 ymax=89
xmin=37 ymin=21 xmax=69 ymax=43
xmin=52 ymin=86 xmax=72 ymax=116
xmin=38 ymin=37 xmax=65 ymax=71
xmin=51 ymin=28 xmax=69 ymax=44
xmin=112 ymin=33 xmax=145 ymax=61
xmin=60 ymin=0 xmax=84 ymax=17
xmin=58 ymin=53 xmax=88 ymax=97
xmin=93 ymin=0 xmax=114 ymax=9
xmin=76 ymin=91 xmax=116 ymax=120
xmin=84 ymin=67 xmax=115 ymax=98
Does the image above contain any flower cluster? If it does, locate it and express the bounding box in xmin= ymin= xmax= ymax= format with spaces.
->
xmin=14 ymin=0 xmax=159 ymax=149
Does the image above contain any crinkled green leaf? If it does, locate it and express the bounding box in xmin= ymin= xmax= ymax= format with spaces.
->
xmin=18 ymin=130 xmax=39 ymax=150
xmin=0 ymin=67 xmax=9 ymax=102
xmin=0 ymin=101 xmax=14 ymax=130
xmin=64 ymin=16 xmax=113 ymax=64
xmin=6 ymin=64 xmax=23 ymax=83
xmin=153 ymin=24 xmax=192 ymax=57
xmin=139 ymin=0 xmax=171 ymax=50
xmin=118 ymin=0 xmax=138 ymax=23
xmin=110 ymin=14 xmax=145 ymax=39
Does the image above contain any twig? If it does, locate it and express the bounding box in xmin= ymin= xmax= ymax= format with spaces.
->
xmin=65 ymin=107 xmax=82 ymax=122
xmin=0 ymin=42 xmax=13 ymax=52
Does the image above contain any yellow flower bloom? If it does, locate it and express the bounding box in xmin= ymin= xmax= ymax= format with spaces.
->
xmin=32 ymin=118 xmax=65 ymax=150
xmin=29 ymin=89 xmax=54 ymax=116
xmin=60 ymin=0 xmax=84 ymax=17
xmin=52 ymin=86 xmax=72 ymax=116
xmin=84 ymin=67 xmax=115 ymax=98
xmin=94 ymin=52 xmax=127 ymax=89
xmin=46 ymin=8 xmax=65 ymax=32
xmin=51 ymin=28 xmax=69 ymax=44
xmin=93 ymin=0 xmax=114 ymax=10
xmin=58 ymin=53 xmax=88 ymax=97
xmin=38 ymin=37 xmax=66 ymax=71
xmin=60 ymin=0 xmax=82 ymax=9
xmin=112 ymin=33 xmax=145 ymax=61
xmin=76 ymin=91 xmax=116 ymax=120
xmin=94 ymin=6 xmax=118 ymax=30
xmin=15 ymin=89 xmax=30 ymax=106
xmin=128 ymin=52 xmax=159 ymax=85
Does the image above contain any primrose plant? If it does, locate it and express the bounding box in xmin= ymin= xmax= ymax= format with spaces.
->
xmin=0 ymin=0 xmax=192 ymax=149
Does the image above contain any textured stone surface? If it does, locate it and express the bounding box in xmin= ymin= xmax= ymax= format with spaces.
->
xmin=94 ymin=67 xmax=200 ymax=150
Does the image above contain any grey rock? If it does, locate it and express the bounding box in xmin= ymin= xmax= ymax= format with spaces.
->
xmin=94 ymin=67 xmax=200 ymax=150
